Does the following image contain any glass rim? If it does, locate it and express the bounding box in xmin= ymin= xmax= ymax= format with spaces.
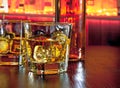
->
xmin=1 ymin=20 xmax=72 ymax=26
xmin=23 ymin=22 xmax=72 ymax=26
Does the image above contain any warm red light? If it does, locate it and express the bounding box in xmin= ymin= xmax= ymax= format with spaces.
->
xmin=0 ymin=0 xmax=55 ymax=15
xmin=86 ymin=0 xmax=118 ymax=16
xmin=0 ymin=0 xmax=55 ymax=21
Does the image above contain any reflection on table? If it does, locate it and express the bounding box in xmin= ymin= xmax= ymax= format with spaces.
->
xmin=0 ymin=61 xmax=85 ymax=88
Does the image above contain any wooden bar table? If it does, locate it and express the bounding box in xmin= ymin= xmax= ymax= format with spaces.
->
xmin=85 ymin=46 xmax=120 ymax=88
xmin=0 ymin=61 xmax=85 ymax=88
xmin=1 ymin=46 xmax=120 ymax=88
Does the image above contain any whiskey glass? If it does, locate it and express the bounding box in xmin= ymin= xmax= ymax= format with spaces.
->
xmin=0 ymin=20 xmax=25 ymax=65
xmin=24 ymin=22 xmax=72 ymax=75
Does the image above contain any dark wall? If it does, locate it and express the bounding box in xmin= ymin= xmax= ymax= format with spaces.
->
xmin=86 ymin=16 xmax=120 ymax=46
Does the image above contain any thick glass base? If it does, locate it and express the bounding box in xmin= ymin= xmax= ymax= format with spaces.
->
xmin=28 ymin=62 xmax=67 ymax=75
xmin=0 ymin=54 xmax=18 ymax=65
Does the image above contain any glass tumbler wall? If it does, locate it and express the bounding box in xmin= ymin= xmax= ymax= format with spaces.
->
xmin=23 ymin=22 xmax=72 ymax=75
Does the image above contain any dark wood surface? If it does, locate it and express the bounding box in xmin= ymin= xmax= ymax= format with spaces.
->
xmin=86 ymin=46 xmax=120 ymax=88
xmin=0 ymin=46 xmax=120 ymax=88
xmin=0 ymin=60 xmax=85 ymax=88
